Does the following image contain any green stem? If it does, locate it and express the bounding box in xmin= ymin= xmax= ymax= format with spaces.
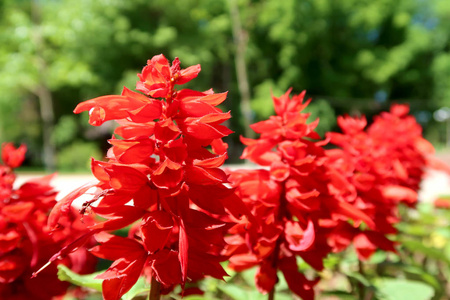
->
xmin=358 ymin=260 xmax=365 ymax=300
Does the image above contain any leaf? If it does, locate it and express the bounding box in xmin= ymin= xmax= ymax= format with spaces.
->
xmin=57 ymin=264 xmax=103 ymax=292
xmin=320 ymin=290 xmax=355 ymax=300
xmin=240 ymin=267 xmax=258 ymax=286
xmin=344 ymin=272 xmax=371 ymax=287
xmin=121 ymin=277 xmax=149 ymax=300
xmin=374 ymin=278 xmax=434 ymax=300
xmin=396 ymin=223 xmax=429 ymax=237
xmin=58 ymin=264 xmax=149 ymax=300
xmin=218 ymin=283 xmax=266 ymax=300
xmin=400 ymin=238 xmax=450 ymax=264
xmin=368 ymin=250 xmax=387 ymax=264
xmin=183 ymin=296 xmax=211 ymax=300
xmin=400 ymin=265 xmax=442 ymax=291
xmin=217 ymin=283 xmax=248 ymax=300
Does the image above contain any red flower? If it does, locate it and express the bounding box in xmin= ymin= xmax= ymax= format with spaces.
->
xmin=434 ymin=197 xmax=450 ymax=209
xmin=136 ymin=55 xmax=201 ymax=98
xmin=1 ymin=143 xmax=26 ymax=169
xmin=326 ymin=104 xmax=437 ymax=260
xmin=0 ymin=143 xmax=96 ymax=300
xmin=43 ymin=54 xmax=249 ymax=300
xmin=225 ymin=90 xmax=373 ymax=299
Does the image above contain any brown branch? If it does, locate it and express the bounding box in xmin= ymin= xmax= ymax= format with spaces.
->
xmin=149 ymin=276 xmax=161 ymax=300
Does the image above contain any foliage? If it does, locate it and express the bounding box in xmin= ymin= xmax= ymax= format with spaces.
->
xmin=2 ymin=0 xmax=450 ymax=166
xmin=56 ymin=141 xmax=102 ymax=172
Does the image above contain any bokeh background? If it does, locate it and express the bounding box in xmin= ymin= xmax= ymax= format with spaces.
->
xmin=1 ymin=0 xmax=450 ymax=171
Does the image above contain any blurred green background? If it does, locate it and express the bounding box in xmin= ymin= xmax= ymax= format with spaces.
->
xmin=1 ymin=0 xmax=450 ymax=171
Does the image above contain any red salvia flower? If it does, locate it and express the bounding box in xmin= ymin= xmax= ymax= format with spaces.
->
xmin=42 ymin=54 xmax=249 ymax=300
xmin=434 ymin=197 xmax=450 ymax=209
xmin=225 ymin=90 xmax=374 ymax=299
xmin=326 ymin=104 xmax=437 ymax=260
xmin=0 ymin=143 xmax=96 ymax=300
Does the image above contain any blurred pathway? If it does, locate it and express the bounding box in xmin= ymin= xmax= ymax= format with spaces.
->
xmin=15 ymin=160 xmax=450 ymax=204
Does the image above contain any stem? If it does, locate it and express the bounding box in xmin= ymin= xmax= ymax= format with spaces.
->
xmin=268 ymin=288 xmax=275 ymax=300
xmin=149 ymin=276 xmax=161 ymax=300
xmin=357 ymin=260 xmax=365 ymax=300
xmin=268 ymin=185 xmax=288 ymax=300
xmin=267 ymin=237 xmax=281 ymax=300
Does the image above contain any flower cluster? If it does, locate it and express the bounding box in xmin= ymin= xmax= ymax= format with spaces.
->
xmin=0 ymin=143 xmax=96 ymax=300
xmin=224 ymin=90 xmax=374 ymax=299
xmin=326 ymin=104 xmax=437 ymax=259
xmin=46 ymin=54 xmax=249 ymax=300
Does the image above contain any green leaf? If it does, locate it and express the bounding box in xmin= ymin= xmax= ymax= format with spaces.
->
xmin=400 ymin=238 xmax=450 ymax=264
xmin=239 ymin=267 xmax=257 ymax=286
xmin=218 ymin=283 xmax=251 ymax=300
xmin=344 ymin=272 xmax=371 ymax=287
xmin=376 ymin=261 xmax=442 ymax=291
xmin=58 ymin=265 xmax=149 ymax=300
xmin=183 ymin=296 xmax=211 ymax=300
xmin=121 ymin=277 xmax=149 ymax=300
xmin=321 ymin=290 xmax=355 ymax=300
xmin=368 ymin=250 xmax=387 ymax=264
xmin=374 ymin=278 xmax=434 ymax=300
xmin=401 ymin=265 xmax=442 ymax=291
xmin=396 ymin=223 xmax=429 ymax=237
xmin=57 ymin=264 xmax=103 ymax=292
xmin=218 ymin=283 xmax=265 ymax=300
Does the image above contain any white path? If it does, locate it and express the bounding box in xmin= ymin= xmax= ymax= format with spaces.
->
xmin=14 ymin=164 xmax=450 ymax=204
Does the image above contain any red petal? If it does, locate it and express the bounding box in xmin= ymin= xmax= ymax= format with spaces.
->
xmin=193 ymin=153 xmax=227 ymax=168
xmin=127 ymin=101 xmax=163 ymax=123
xmin=177 ymin=64 xmax=201 ymax=85
xmin=1 ymin=202 xmax=34 ymax=222
xmin=91 ymin=234 xmax=145 ymax=261
xmin=188 ymin=184 xmax=227 ymax=215
xmin=382 ymin=185 xmax=417 ymax=205
xmin=185 ymin=166 xmax=228 ymax=185
xmin=48 ymin=182 xmax=97 ymax=228
xmin=0 ymin=230 xmax=20 ymax=253
xmin=74 ymin=95 xmax=146 ymax=126
xmin=114 ymin=123 xmax=155 ymax=139
xmin=255 ymin=261 xmax=278 ymax=294
xmin=285 ymin=219 xmax=315 ymax=251
xmin=33 ymin=231 xmax=97 ymax=278
xmin=0 ymin=253 xmax=27 ymax=283
xmin=106 ymin=165 xmax=149 ymax=192
xmin=279 ymin=256 xmax=318 ymax=300
xmin=1 ymin=143 xmax=26 ymax=168
xmin=89 ymin=205 xmax=147 ymax=231
xmin=178 ymin=218 xmax=188 ymax=284
xmin=141 ymin=211 xmax=174 ymax=253
xmin=179 ymin=101 xmax=221 ymax=118
xmin=150 ymin=249 xmax=182 ymax=286
xmin=211 ymin=138 xmax=228 ymax=155
xmin=110 ymin=139 xmax=155 ymax=164
xmin=330 ymin=200 xmax=376 ymax=230
xmin=97 ymin=255 xmax=147 ymax=300
xmin=91 ymin=159 xmax=111 ymax=182
xmin=151 ymin=160 xmax=184 ymax=189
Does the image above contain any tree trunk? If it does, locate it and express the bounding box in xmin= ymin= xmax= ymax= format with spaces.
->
xmin=31 ymin=0 xmax=56 ymax=171
xmin=229 ymin=0 xmax=255 ymax=139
